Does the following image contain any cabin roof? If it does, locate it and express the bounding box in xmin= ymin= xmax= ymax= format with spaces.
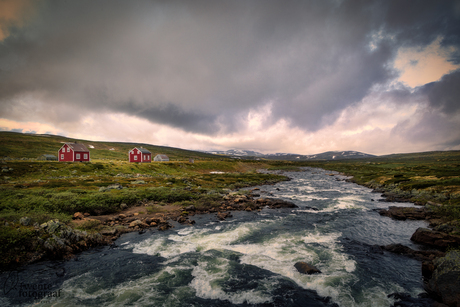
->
xmin=136 ymin=147 xmax=151 ymax=154
xmin=65 ymin=143 xmax=89 ymax=152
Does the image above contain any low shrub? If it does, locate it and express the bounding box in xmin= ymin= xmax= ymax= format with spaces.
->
xmin=75 ymin=219 xmax=102 ymax=231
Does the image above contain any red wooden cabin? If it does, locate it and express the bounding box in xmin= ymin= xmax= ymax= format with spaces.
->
xmin=58 ymin=143 xmax=90 ymax=162
xmin=129 ymin=147 xmax=151 ymax=163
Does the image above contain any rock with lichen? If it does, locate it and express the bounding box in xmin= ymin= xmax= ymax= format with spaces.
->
xmin=427 ymin=250 xmax=460 ymax=307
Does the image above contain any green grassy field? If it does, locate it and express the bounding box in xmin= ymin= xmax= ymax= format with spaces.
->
xmin=1 ymin=131 xmax=460 ymax=268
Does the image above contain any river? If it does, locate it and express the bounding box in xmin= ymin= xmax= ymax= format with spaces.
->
xmin=1 ymin=168 xmax=428 ymax=306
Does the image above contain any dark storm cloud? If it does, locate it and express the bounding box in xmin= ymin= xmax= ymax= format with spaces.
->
xmin=382 ymin=68 xmax=460 ymax=151
xmin=118 ymin=102 xmax=218 ymax=134
xmin=0 ymin=0 xmax=459 ymax=134
xmin=420 ymin=69 xmax=460 ymax=114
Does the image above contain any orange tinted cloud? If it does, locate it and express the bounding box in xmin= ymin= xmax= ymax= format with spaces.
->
xmin=394 ymin=37 xmax=459 ymax=88
xmin=0 ymin=0 xmax=36 ymax=41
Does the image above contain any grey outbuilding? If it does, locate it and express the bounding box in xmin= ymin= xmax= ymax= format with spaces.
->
xmin=153 ymin=154 xmax=169 ymax=162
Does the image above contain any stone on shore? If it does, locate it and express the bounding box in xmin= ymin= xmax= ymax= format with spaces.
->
xmin=185 ymin=205 xmax=196 ymax=212
xmin=427 ymin=250 xmax=460 ymax=307
xmin=381 ymin=243 xmax=445 ymax=261
xmin=255 ymin=198 xmax=298 ymax=209
xmin=411 ymin=228 xmax=460 ymax=250
xmin=377 ymin=206 xmax=429 ymax=220
xmin=73 ymin=212 xmax=85 ymax=220
xmin=129 ymin=220 xmax=149 ymax=228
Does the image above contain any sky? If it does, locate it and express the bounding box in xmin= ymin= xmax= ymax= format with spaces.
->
xmin=1 ymin=0 xmax=460 ymax=155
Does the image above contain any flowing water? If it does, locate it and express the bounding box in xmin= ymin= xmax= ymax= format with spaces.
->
xmin=1 ymin=168 xmax=428 ymax=307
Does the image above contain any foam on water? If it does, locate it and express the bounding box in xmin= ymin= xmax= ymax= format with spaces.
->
xmin=129 ymin=217 xmax=361 ymax=306
xmin=47 ymin=266 xmax=197 ymax=307
xmin=322 ymin=195 xmax=368 ymax=212
xmin=189 ymin=259 xmax=273 ymax=304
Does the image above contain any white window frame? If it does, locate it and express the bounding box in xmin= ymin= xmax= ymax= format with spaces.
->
xmin=67 ymin=147 xmax=70 ymax=152
xmin=76 ymin=153 xmax=80 ymax=159
xmin=84 ymin=153 xmax=88 ymax=159
xmin=61 ymin=154 xmax=64 ymax=160
xmin=134 ymin=155 xmax=138 ymax=160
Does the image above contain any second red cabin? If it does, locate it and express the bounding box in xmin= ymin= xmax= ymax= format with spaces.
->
xmin=129 ymin=147 xmax=151 ymax=163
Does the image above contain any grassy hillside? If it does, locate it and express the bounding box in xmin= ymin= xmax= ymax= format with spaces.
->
xmin=0 ymin=131 xmax=221 ymax=161
xmin=378 ymin=150 xmax=460 ymax=162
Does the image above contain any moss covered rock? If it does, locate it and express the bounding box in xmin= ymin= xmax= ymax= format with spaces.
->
xmin=428 ymin=250 xmax=460 ymax=307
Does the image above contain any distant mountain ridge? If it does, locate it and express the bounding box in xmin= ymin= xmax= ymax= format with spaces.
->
xmin=205 ymin=149 xmax=376 ymax=161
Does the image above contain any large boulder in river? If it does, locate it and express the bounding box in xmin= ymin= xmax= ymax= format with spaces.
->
xmin=294 ymin=262 xmax=321 ymax=274
xmin=427 ymin=250 xmax=460 ymax=307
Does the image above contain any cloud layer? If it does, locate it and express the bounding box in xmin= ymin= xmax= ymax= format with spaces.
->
xmin=1 ymin=0 xmax=459 ymax=154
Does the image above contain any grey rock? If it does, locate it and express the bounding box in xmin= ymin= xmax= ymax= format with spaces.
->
xmin=185 ymin=205 xmax=196 ymax=211
xmin=428 ymin=250 xmax=460 ymax=307
xmin=131 ymin=180 xmax=146 ymax=184
xmin=20 ymin=217 xmax=31 ymax=226
xmin=47 ymin=220 xmax=61 ymax=233
xmin=99 ymin=183 xmax=123 ymax=192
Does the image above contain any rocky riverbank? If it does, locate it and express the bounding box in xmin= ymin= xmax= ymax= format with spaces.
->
xmin=377 ymin=205 xmax=460 ymax=307
xmin=2 ymin=189 xmax=297 ymax=271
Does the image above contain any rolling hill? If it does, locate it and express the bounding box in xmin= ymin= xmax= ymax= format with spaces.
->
xmin=0 ymin=131 xmax=221 ymax=161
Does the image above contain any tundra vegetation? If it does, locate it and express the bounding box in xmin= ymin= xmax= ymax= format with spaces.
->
xmin=0 ymin=158 xmax=286 ymax=267
xmin=1 ymin=132 xmax=459 ymax=270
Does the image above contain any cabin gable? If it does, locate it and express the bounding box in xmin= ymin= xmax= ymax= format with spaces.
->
xmin=129 ymin=147 xmax=151 ymax=163
xmin=58 ymin=143 xmax=90 ymax=162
